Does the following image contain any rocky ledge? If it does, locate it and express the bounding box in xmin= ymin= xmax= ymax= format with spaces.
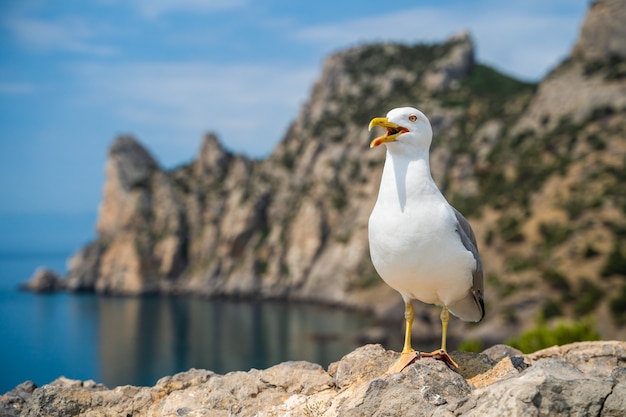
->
xmin=2 ymin=341 xmax=625 ymax=416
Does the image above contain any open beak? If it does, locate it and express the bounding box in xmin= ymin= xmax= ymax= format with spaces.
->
xmin=368 ymin=117 xmax=409 ymax=148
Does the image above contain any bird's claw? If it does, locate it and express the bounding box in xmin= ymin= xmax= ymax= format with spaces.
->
xmin=387 ymin=349 xmax=459 ymax=373
xmin=387 ymin=351 xmax=420 ymax=373
xmin=420 ymin=349 xmax=459 ymax=369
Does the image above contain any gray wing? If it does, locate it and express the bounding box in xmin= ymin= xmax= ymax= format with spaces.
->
xmin=448 ymin=207 xmax=485 ymax=322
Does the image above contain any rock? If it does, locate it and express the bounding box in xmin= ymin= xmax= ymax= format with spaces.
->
xmin=423 ymin=31 xmax=474 ymax=92
xmin=0 ymin=381 xmax=36 ymax=417
xmin=481 ymin=343 xmax=524 ymax=363
xmin=2 ymin=341 xmax=624 ymax=416
xmin=526 ymin=340 xmax=626 ymax=378
xmin=468 ymin=357 xmax=614 ymax=417
xmin=194 ymin=133 xmax=232 ymax=177
xmin=95 ymin=235 xmax=152 ymax=294
xmin=512 ymin=0 xmax=626 ymax=135
xmin=572 ymin=0 xmax=626 ymax=61
xmin=328 ymin=344 xmax=396 ymax=388
xmin=96 ymin=136 xmax=159 ymax=238
xmin=327 ymin=359 xmax=471 ymax=417
xmin=466 ymin=356 xmax=521 ymax=389
xmin=18 ymin=378 xmax=106 ymax=417
xmin=20 ymin=268 xmax=63 ymax=293
xmin=604 ymin=378 xmax=626 ymax=417
xmin=65 ymin=242 xmax=104 ymax=292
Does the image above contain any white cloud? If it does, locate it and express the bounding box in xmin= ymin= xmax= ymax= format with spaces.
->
xmin=75 ymin=61 xmax=317 ymax=160
xmin=292 ymin=2 xmax=587 ymax=80
xmin=4 ymin=16 xmax=117 ymax=56
xmin=133 ymin=0 xmax=248 ymax=19
xmin=295 ymin=7 xmax=454 ymax=45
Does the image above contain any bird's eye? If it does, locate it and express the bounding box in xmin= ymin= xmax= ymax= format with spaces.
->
xmin=408 ymin=114 xmax=418 ymax=122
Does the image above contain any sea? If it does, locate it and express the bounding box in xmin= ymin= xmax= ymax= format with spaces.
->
xmin=0 ymin=215 xmax=383 ymax=393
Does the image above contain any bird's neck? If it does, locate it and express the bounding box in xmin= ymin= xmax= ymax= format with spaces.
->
xmin=379 ymin=149 xmax=439 ymax=209
xmin=386 ymin=148 xmax=434 ymax=183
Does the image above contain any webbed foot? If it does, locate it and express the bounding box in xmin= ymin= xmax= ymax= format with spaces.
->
xmin=387 ymin=351 xmax=420 ymax=373
xmin=420 ymin=349 xmax=459 ymax=368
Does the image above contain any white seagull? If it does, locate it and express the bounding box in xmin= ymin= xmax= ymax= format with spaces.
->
xmin=368 ymin=107 xmax=484 ymax=371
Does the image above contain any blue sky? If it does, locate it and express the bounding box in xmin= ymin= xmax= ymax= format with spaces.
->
xmin=0 ymin=0 xmax=589 ymax=227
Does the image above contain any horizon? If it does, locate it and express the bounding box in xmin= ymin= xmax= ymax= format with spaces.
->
xmin=0 ymin=1 xmax=590 ymax=251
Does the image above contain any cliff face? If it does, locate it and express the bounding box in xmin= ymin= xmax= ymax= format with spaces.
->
xmin=37 ymin=0 xmax=626 ymax=344
xmin=64 ymin=32 xmax=488 ymax=304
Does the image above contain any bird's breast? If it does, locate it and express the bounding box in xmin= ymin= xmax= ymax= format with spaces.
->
xmin=368 ymin=196 xmax=475 ymax=305
xmin=368 ymin=153 xmax=476 ymax=305
xmin=369 ymin=195 xmax=454 ymax=260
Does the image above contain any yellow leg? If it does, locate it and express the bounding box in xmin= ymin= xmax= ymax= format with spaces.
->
xmin=421 ymin=306 xmax=458 ymax=368
xmin=402 ymin=301 xmax=415 ymax=353
xmin=388 ymin=301 xmax=419 ymax=373
xmin=440 ymin=306 xmax=449 ymax=352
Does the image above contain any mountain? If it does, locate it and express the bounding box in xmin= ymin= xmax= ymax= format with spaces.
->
xmin=27 ymin=0 xmax=626 ymax=346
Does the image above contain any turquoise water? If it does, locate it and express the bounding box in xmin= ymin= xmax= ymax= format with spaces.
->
xmin=0 ymin=251 xmax=378 ymax=393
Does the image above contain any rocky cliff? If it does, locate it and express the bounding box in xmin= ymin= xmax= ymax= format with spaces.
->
xmin=2 ymin=341 xmax=625 ymax=416
xmin=27 ymin=0 xmax=626 ymax=345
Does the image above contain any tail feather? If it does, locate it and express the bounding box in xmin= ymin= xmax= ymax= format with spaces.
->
xmin=448 ymin=290 xmax=484 ymax=323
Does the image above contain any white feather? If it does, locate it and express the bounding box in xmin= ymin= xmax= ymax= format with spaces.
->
xmin=368 ymin=107 xmax=482 ymax=321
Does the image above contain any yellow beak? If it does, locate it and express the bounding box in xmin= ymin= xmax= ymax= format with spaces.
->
xmin=368 ymin=117 xmax=408 ymax=148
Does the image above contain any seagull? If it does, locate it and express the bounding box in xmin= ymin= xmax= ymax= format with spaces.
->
xmin=368 ymin=107 xmax=484 ymax=372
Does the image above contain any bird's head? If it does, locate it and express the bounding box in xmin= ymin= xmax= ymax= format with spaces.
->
xmin=368 ymin=107 xmax=433 ymax=153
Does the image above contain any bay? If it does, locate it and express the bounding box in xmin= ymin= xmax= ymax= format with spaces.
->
xmin=0 ymin=251 xmax=380 ymax=393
